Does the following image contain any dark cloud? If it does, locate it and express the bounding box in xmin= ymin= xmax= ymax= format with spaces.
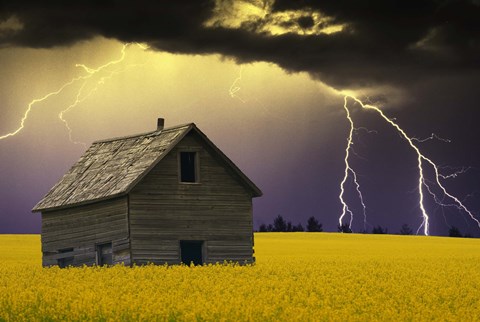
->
xmin=295 ymin=16 xmax=314 ymax=30
xmin=0 ymin=0 xmax=479 ymax=89
xmin=1 ymin=1 xmax=479 ymax=236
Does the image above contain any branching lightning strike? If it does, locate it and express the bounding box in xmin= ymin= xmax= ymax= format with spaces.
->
xmin=0 ymin=43 xmax=148 ymax=144
xmin=412 ymin=133 xmax=451 ymax=143
xmin=438 ymin=166 xmax=473 ymax=179
xmin=338 ymin=96 xmax=369 ymax=232
xmin=228 ymin=66 xmax=478 ymax=235
xmin=340 ymin=94 xmax=480 ymax=235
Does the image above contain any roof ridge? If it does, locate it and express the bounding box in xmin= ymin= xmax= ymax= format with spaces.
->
xmin=32 ymin=121 xmax=262 ymax=213
xmin=93 ymin=123 xmax=194 ymax=144
xmin=32 ymin=123 xmax=195 ymax=212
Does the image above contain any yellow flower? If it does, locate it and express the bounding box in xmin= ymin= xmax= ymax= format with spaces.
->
xmin=0 ymin=233 xmax=479 ymax=321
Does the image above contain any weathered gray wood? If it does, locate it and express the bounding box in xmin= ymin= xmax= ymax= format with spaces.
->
xmin=129 ymin=132 xmax=255 ymax=265
xmin=32 ymin=126 xmax=191 ymax=212
xmin=40 ymin=197 xmax=129 ymax=266
xmin=37 ymin=123 xmax=259 ymax=267
xmin=33 ymin=123 xmax=261 ymax=212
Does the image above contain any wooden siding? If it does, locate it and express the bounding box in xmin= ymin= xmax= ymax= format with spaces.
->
xmin=41 ymin=197 xmax=130 ymax=267
xmin=129 ymin=132 xmax=254 ymax=265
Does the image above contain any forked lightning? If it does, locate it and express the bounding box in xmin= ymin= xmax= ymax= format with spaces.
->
xmin=340 ymin=95 xmax=480 ymax=235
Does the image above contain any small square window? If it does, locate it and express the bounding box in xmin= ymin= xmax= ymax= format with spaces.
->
xmin=180 ymin=152 xmax=198 ymax=183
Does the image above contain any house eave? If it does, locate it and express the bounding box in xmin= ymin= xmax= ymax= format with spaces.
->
xmin=123 ymin=124 xmax=195 ymax=195
xmin=32 ymin=121 xmax=263 ymax=213
xmin=189 ymin=125 xmax=263 ymax=198
xmin=32 ymin=192 xmax=127 ymax=213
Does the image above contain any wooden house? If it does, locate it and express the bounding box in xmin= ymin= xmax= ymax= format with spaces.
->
xmin=32 ymin=119 xmax=262 ymax=267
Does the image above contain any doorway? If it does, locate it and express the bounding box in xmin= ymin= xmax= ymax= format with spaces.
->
xmin=96 ymin=242 xmax=113 ymax=266
xmin=180 ymin=240 xmax=203 ymax=266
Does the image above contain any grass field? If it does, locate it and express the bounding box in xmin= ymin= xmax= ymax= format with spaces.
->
xmin=1 ymin=233 xmax=479 ymax=321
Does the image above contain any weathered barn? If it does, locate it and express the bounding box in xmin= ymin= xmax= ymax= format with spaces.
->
xmin=32 ymin=119 xmax=262 ymax=267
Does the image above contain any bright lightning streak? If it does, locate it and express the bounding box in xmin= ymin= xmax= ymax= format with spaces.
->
xmin=0 ymin=76 xmax=83 ymax=140
xmin=58 ymin=60 xmax=147 ymax=147
xmin=338 ymin=96 xmax=355 ymax=227
xmin=134 ymin=42 xmax=150 ymax=51
xmin=1 ymin=43 xmax=148 ymax=144
xmin=426 ymin=158 xmax=480 ymax=230
xmin=339 ymin=96 xmax=368 ymax=231
xmin=227 ymin=65 xmax=476 ymax=235
xmin=342 ymin=95 xmax=429 ymax=234
xmin=75 ymin=43 xmax=128 ymax=74
xmin=351 ymin=169 xmax=368 ymax=232
xmin=58 ymin=81 xmax=89 ymax=147
xmin=423 ymin=179 xmax=458 ymax=209
xmin=341 ymin=94 xmax=480 ymax=235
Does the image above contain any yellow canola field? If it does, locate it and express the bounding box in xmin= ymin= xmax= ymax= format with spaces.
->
xmin=0 ymin=233 xmax=479 ymax=321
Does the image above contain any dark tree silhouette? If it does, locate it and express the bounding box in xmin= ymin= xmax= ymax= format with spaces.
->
xmin=292 ymin=223 xmax=305 ymax=232
xmin=306 ymin=216 xmax=323 ymax=232
xmin=372 ymin=226 xmax=387 ymax=234
xmin=286 ymin=221 xmax=293 ymax=232
xmin=338 ymin=224 xmax=352 ymax=233
xmin=399 ymin=223 xmax=413 ymax=235
xmin=273 ymin=215 xmax=287 ymax=232
xmin=449 ymin=226 xmax=463 ymax=237
xmin=259 ymin=224 xmax=268 ymax=232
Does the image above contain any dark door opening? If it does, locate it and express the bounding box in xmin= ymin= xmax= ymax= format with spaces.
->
xmin=58 ymin=248 xmax=74 ymax=268
xmin=180 ymin=240 xmax=203 ymax=266
xmin=96 ymin=243 xmax=113 ymax=266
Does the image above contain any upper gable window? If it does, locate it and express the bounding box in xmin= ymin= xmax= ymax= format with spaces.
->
xmin=180 ymin=151 xmax=198 ymax=183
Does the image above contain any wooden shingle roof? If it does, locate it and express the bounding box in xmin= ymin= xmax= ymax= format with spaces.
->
xmin=32 ymin=123 xmax=262 ymax=212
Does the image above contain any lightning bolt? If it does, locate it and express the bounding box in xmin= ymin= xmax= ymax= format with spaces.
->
xmin=438 ymin=166 xmax=472 ymax=179
xmin=58 ymin=81 xmax=90 ymax=147
xmin=229 ymin=66 xmax=246 ymax=103
xmin=355 ymin=127 xmax=378 ymax=135
xmin=340 ymin=94 xmax=480 ymax=235
xmin=228 ymin=65 xmax=294 ymax=124
xmin=229 ymin=66 xmax=478 ymax=235
xmin=0 ymin=43 xmax=148 ymax=144
xmin=338 ymin=96 xmax=368 ymax=232
xmin=412 ymin=133 xmax=451 ymax=143
xmin=0 ymin=76 xmax=84 ymax=140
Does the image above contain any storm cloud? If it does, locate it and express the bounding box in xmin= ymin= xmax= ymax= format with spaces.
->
xmin=1 ymin=0 xmax=479 ymax=89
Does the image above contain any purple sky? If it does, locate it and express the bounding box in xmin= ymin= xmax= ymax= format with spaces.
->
xmin=1 ymin=1 xmax=480 ymax=236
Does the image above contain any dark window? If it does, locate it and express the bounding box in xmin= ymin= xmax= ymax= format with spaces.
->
xmin=180 ymin=241 xmax=203 ymax=266
xmin=96 ymin=243 xmax=112 ymax=266
xmin=58 ymin=248 xmax=74 ymax=268
xmin=180 ymin=152 xmax=197 ymax=183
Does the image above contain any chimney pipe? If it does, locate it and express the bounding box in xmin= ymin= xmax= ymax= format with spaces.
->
xmin=157 ymin=118 xmax=165 ymax=131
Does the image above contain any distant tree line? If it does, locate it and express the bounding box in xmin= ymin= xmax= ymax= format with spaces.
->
xmin=258 ymin=215 xmax=323 ymax=232
xmin=448 ymin=226 xmax=473 ymax=238
xmin=258 ymin=219 xmax=476 ymax=238
xmin=340 ymin=223 xmax=474 ymax=237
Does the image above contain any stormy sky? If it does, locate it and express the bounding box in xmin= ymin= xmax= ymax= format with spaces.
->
xmin=1 ymin=0 xmax=479 ymax=236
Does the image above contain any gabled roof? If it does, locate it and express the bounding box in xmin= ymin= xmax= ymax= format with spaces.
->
xmin=33 ymin=123 xmax=262 ymax=212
